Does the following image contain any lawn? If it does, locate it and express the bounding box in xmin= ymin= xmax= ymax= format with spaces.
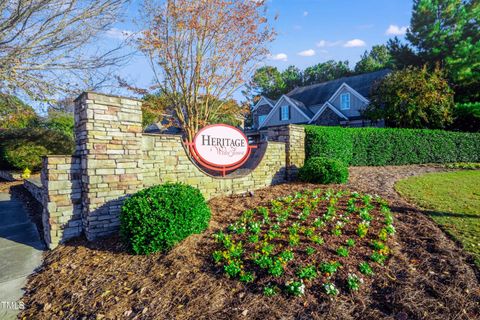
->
xmin=395 ymin=170 xmax=480 ymax=267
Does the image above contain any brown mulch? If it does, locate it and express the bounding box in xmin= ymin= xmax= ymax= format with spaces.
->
xmin=18 ymin=165 xmax=480 ymax=320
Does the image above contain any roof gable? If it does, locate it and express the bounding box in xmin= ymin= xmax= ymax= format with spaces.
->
xmin=252 ymin=96 xmax=276 ymax=111
xmin=309 ymin=102 xmax=348 ymax=124
xmin=260 ymin=95 xmax=312 ymax=128
xmin=286 ymin=69 xmax=390 ymax=107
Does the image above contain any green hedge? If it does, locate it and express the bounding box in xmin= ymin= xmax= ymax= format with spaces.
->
xmin=305 ymin=126 xmax=480 ymax=166
xmin=120 ymin=183 xmax=211 ymax=255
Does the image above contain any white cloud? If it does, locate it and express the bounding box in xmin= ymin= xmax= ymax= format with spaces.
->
xmin=344 ymin=39 xmax=366 ymax=48
xmin=385 ymin=24 xmax=408 ymax=35
xmin=303 ymin=11 xmax=309 ymax=16
xmin=269 ymin=53 xmax=288 ymax=62
xmin=316 ymin=40 xmax=342 ymax=48
xmin=106 ymin=28 xmax=133 ymax=40
xmin=298 ymin=49 xmax=315 ymax=57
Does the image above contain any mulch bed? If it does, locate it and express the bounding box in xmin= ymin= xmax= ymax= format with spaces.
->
xmin=18 ymin=165 xmax=480 ymax=320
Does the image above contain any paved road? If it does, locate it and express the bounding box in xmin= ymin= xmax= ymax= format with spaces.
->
xmin=0 ymin=192 xmax=44 ymax=320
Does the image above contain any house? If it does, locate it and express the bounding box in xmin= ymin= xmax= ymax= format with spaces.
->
xmin=247 ymin=69 xmax=390 ymax=140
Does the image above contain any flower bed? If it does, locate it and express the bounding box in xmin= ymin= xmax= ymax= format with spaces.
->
xmin=212 ymin=189 xmax=395 ymax=297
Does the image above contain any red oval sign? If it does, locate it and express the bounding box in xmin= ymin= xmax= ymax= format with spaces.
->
xmin=193 ymin=124 xmax=249 ymax=167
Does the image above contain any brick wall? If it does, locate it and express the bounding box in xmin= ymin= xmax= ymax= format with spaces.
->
xmin=40 ymin=92 xmax=306 ymax=248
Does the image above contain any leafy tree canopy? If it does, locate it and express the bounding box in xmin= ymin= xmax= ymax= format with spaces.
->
xmin=365 ymin=66 xmax=455 ymax=129
xmin=248 ymin=60 xmax=352 ymax=101
xmin=303 ymin=60 xmax=351 ymax=85
xmin=355 ymin=45 xmax=393 ymax=73
xmin=389 ymin=0 xmax=480 ymax=101
xmin=0 ymin=94 xmax=38 ymax=129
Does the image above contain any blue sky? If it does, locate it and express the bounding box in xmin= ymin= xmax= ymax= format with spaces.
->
xmin=107 ymin=0 xmax=413 ymax=101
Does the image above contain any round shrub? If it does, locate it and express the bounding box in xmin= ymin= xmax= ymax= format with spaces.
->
xmin=298 ymin=157 xmax=349 ymax=184
xmin=3 ymin=143 xmax=48 ymax=170
xmin=120 ymin=183 xmax=211 ymax=255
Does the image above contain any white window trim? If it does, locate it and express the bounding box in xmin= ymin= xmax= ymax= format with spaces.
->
xmin=259 ymin=95 xmax=311 ymax=128
xmin=340 ymin=92 xmax=351 ymax=110
xmin=328 ymin=82 xmax=369 ymax=105
xmin=308 ymin=102 xmax=348 ymax=124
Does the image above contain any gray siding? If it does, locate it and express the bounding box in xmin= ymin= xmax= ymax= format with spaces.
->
xmin=253 ymin=103 xmax=272 ymax=128
xmin=313 ymin=107 xmax=342 ymax=126
xmin=262 ymin=102 xmax=309 ymax=127
xmin=330 ymin=87 xmax=368 ymax=118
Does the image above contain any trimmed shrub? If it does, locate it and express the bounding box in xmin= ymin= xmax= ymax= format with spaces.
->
xmin=120 ymin=183 xmax=211 ymax=255
xmin=3 ymin=143 xmax=48 ymax=171
xmin=305 ymin=126 xmax=480 ymax=166
xmin=299 ymin=157 xmax=349 ymax=184
xmin=305 ymin=126 xmax=352 ymax=164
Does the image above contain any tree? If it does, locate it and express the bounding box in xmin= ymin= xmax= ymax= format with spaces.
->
xmin=365 ymin=66 xmax=455 ymax=129
xmin=250 ymin=66 xmax=286 ymax=100
xmin=140 ymin=93 xmax=172 ymax=129
xmin=0 ymin=94 xmax=38 ymax=129
xmin=208 ymin=98 xmax=248 ymax=128
xmin=389 ymin=0 xmax=480 ymax=101
xmin=303 ymin=60 xmax=351 ymax=85
xmin=282 ymin=66 xmax=303 ymax=93
xmin=0 ymin=0 xmax=130 ymax=102
xmin=355 ymin=45 xmax=393 ymax=73
xmin=43 ymin=112 xmax=75 ymax=138
xmin=139 ymin=0 xmax=275 ymax=140
xmin=247 ymin=60 xmax=352 ymax=102
xmin=451 ymin=102 xmax=480 ymax=132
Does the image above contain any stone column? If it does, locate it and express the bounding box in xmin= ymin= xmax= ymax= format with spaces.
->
xmin=41 ymin=156 xmax=82 ymax=248
xmin=74 ymin=92 xmax=143 ymax=240
xmin=263 ymin=125 xmax=305 ymax=181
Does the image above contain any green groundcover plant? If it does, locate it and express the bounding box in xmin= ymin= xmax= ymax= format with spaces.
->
xmin=305 ymin=126 xmax=480 ymax=166
xmin=120 ymin=183 xmax=211 ymax=255
xmin=212 ymin=189 xmax=395 ymax=297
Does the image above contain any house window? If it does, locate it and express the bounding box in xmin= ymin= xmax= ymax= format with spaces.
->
xmin=340 ymin=93 xmax=351 ymax=110
xmin=258 ymin=115 xmax=267 ymax=126
xmin=280 ymin=105 xmax=290 ymax=121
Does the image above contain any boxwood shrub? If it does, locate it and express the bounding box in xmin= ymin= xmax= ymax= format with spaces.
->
xmin=298 ymin=157 xmax=349 ymax=184
xmin=120 ymin=183 xmax=211 ymax=255
xmin=305 ymin=126 xmax=480 ymax=166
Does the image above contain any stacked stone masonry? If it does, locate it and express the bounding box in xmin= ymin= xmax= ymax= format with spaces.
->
xmin=40 ymin=156 xmax=82 ymax=247
xmin=40 ymin=92 xmax=306 ymax=248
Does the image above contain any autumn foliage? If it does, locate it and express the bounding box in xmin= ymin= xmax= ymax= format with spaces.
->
xmin=139 ymin=0 xmax=275 ymax=140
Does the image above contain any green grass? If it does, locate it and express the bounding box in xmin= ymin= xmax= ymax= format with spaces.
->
xmin=395 ymin=170 xmax=480 ymax=267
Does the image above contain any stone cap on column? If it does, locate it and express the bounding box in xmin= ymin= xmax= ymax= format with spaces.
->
xmin=74 ymin=91 xmax=142 ymax=105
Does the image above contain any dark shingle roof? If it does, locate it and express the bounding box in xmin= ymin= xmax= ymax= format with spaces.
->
xmin=286 ymin=69 xmax=391 ymax=107
xmin=264 ymin=97 xmax=277 ymax=106
xmin=286 ymin=96 xmax=314 ymax=118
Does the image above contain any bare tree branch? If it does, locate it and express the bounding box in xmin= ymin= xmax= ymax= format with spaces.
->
xmin=0 ymin=0 xmax=132 ymax=103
